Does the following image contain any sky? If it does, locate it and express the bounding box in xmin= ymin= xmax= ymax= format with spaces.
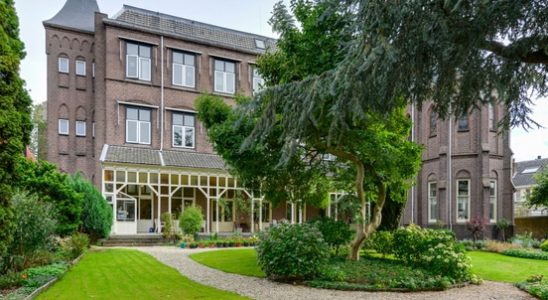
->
xmin=13 ymin=0 xmax=548 ymax=162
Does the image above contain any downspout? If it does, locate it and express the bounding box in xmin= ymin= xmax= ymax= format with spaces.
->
xmin=160 ymin=36 xmax=165 ymax=151
xmin=448 ymin=106 xmax=453 ymax=230
xmin=411 ymin=101 xmax=415 ymax=224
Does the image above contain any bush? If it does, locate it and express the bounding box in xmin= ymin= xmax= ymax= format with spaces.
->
xmin=459 ymin=239 xmax=485 ymax=251
xmin=179 ymin=207 xmax=203 ymax=237
xmin=308 ymin=217 xmax=353 ymax=255
xmin=484 ymin=240 xmax=521 ymax=253
xmin=257 ymin=222 xmax=329 ymax=282
xmin=364 ymin=231 xmax=394 ymax=256
xmin=3 ymin=191 xmax=56 ymax=272
xmin=466 ymin=218 xmax=487 ymax=242
xmin=516 ymin=279 xmax=548 ymax=299
xmin=70 ymin=173 xmax=112 ymax=242
xmin=512 ymin=232 xmax=536 ymax=248
xmin=392 ymin=225 xmax=472 ymax=281
xmin=61 ymin=232 xmax=89 ymax=260
xmin=161 ymin=212 xmax=175 ymax=241
xmin=502 ymin=248 xmax=548 ymax=260
xmin=541 ymin=240 xmax=548 ymax=252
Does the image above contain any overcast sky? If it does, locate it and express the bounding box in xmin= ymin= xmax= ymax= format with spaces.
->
xmin=13 ymin=0 xmax=548 ymax=162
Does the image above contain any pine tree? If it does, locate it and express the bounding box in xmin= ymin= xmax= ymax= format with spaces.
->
xmin=0 ymin=0 xmax=32 ymax=261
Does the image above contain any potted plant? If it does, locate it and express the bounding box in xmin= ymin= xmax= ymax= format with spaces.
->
xmin=209 ymin=240 xmax=217 ymax=248
xmin=198 ymin=241 xmax=205 ymax=248
xmin=234 ymin=238 xmax=242 ymax=247
xmin=189 ymin=242 xmax=198 ymax=249
xmin=227 ymin=239 xmax=235 ymax=247
xmin=179 ymin=234 xmax=194 ymax=249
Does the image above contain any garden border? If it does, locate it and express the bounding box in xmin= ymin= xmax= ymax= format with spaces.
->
xmin=305 ymin=280 xmax=471 ymax=292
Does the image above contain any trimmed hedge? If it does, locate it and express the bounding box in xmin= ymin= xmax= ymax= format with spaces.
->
xmin=502 ymin=248 xmax=548 ymax=260
xmin=541 ymin=240 xmax=548 ymax=252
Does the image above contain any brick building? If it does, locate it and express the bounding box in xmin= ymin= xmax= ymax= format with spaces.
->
xmin=44 ymin=0 xmax=513 ymax=238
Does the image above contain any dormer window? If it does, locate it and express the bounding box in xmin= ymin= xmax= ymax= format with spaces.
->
xmin=255 ymin=39 xmax=265 ymax=49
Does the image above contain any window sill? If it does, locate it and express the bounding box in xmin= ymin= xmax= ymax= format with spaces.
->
xmin=457 ymin=129 xmax=470 ymax=132
xmin=170 ymin=85 xmax=197 ymax=92
xmin=76 ymin=74 xmax=86 ymax=78
xmin=58 ymin=133 xmax=69 ymax=136
xmin=171 ymin=146 xmax=196 ymax=151
xmin=124 ymin=143 xmax=152 ymax=147
xmin=429 ymin=134 xmax=437 ymax=138
xmin=76 ymin=135 xmax=87 ymax=138
xmin=124 ymin=78 xmax=153 ymax=85
xmin=212 ymin=91 xmax=235 ymax=98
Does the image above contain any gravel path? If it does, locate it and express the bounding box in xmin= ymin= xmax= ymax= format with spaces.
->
xmin=135 ymin=246 xmax=534 ymax=300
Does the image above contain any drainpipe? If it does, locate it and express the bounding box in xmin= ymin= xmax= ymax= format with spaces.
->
xmin=448 ymin=106 xmax=453 ymax=230
xmin=160 ymin=36 xmax=165 ymax=151
xmin=411 ymin=101 xmax=415 ymax=224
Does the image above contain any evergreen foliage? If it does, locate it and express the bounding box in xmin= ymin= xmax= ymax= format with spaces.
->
xmin=0 ymin=0 xmax=33 ymax=261
xmin=15 ymin=158 xmax=83 ymax=236
xmin=528 ymin=169 xmax=548 ymax=209
xmin=179 ymin=207 xmax=203 ymax=237
xmin=70 ymin=173 xmax=112 ymax=241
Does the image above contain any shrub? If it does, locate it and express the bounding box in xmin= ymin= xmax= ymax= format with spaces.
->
xmin=484 ymin=240 xmax=520 ymax=253
xmin=0 ymin=271 xmax=23 ymax=289
xmin=459 ymin=239 xmax=485 ymax=251
xmin=512 ymin=232 xmax=535 ymax=248
xmin=309 ymin=217 xmax=353 ymax=255
xmin=392 ymin=225 xmax=472 ymax=281
xmin=161 ymin=212 xmax=174 ymax=241
xmin=179 ymin=207 xmax=203 ymax=237
xmin=541 ymin=240 xmax=548 ymax=252
xmin=466 ymin=218 xmax=487 ymax=242
xmin=502 ymin=248 xmax=548 ymax=260
xmin=496 ymin=218 xmax=511 ymax=241
xmin=516 ymin=279 xmax=548 ymax=299
xmin=70 ymin=173 xmax=112 ymax=242
xmin=61 ymin=232 xmax=89 ymax=260
xmin=364 ymin=231 xmax=394 ymax=256
xmin=257 ymin=222 xmax=329 ymax=282
xmin=3 ymin=191 xmax=56 ymax=272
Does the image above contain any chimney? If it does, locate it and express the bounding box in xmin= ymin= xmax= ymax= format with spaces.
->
xmin=538 ymin=156 xmax=542 ymax=160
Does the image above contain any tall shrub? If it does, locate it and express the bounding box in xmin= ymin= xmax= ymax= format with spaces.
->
xmin=3 ymin=192 xmax=56 ymax=272
xmin=161 ymin=212 xmax=174 ymax=241
xmin=179 ymin=207 xmax=203 ymax=237
xmin=15 ymin=158 xmax=83 ymax=236
xmin=308 ymin=217 xmax=353 ymax=255
xmin=70 ymin=173 xmax=112 ymax=241
xmin=257 ymin=222 xmax=329 ymax=281
xmin=0 ymin=0 xmax=33 ymax=262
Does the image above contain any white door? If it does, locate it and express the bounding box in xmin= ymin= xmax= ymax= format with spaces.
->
xmin=115 ymin=196 xmax=137 ymax=235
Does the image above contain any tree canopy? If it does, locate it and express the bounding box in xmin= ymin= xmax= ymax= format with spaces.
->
xmin=527 ymin=169 xmax=548 ymax=210
xmin=0 ymin=0 xmax=32 ymax=259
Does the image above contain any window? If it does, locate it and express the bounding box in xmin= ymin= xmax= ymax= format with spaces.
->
xmin=92 ymin=122 xmax=96 ymax=138
xmin=172 ymin=51 xmax=195 ymax=88
xmin=126 ymin=107 xmax=151 ymax=144
xmin=429 ymin=110 xmax=437 ymax=135
xmin=172 ymin=113 xmax=195 ymax=148
xmin=252 ymin=67 xmax=264 ymax=94
xmin=261 ymin=202 xmax=270 ymax=222
xmin=116 ymin=200 xmax=135 ymax=222
xmin=489 ymin=180 xmax=496 ymax=222
xmin=488 ymin=103 xmax=495 ymax=130
xmin=76 ymin=59 xmax=86 ymax=76
xmin=214 ymin=59 xmax=235 ymax=94
xmin=58 ymin=119 xmax=69 ymax=135
xmin=428 ymin=182 xmax=438 ymax=222
xmin=58 ymin=56 xmax=69 ymax=73
xmin=457 ymin=179 xmax=470 ymax=222
xmin=457 ymin=115 xmax=469 ymax=131
xmin=522 ymin=167 xmax=539 ymax=174
xmin=126 ymin=42 xmax=151 ymax=81
xmin=255 ymin=39 xmax=265 ymax=49
xmin=75 ymin=121 xmax=86 ymax=136
xmin=212 ymin=201 xmax=233 ymax=222
xmin=92 ymin=61 xmax=96 ymax=78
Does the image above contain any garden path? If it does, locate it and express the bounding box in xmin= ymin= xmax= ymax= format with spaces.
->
xmin=136 ymin=247 xmax=534 ymax=300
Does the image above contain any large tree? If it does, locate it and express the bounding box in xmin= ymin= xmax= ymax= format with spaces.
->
xmin=30 ymin=102 xmax=47 ymax=160
xmin=0 ymin=0 xmax=32 ymax=261
xmin=527 ymin=169 xmax=548 ymax=211
xmin=254 ymin=1 xmax=421 ymax=260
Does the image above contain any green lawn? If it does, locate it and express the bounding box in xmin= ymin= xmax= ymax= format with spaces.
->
xmin=190 ymin=249 xmax=266 ymax=278
xmin=38 ymin=249 xmax=247 ymax=300
xmin=468 ymin=251 xmax=548 ymax=283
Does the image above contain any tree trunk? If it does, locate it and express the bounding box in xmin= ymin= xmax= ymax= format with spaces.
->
xmin=348 ymin=161 xmax=366 ymax=260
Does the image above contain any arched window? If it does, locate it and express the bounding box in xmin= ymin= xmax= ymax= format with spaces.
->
xmin=488 ymin=103 xmax=496 ymax=130
xmin=457 ymin=114 xmax=469 ymax=131
xmin=429 ymin=109 xmax=437 ymax=135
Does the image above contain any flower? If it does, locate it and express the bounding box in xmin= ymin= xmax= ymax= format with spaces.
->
xmin=21 ymin=273 xmax=28 ymax=280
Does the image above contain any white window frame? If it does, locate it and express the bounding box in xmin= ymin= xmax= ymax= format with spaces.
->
xmin=126 ymin=107 xmax=151 ymax=145
xmin=488 ymin=103 xmax=495 ymax=130
xmin=214 ymin=59 xmax=236 ymax=94
xmin=58 ymin=119 xmax=69 ymax=135
xmin=252 ymin=67 xmax=264 ymax=94
xmin=172 ymin=52 xmax=195 ymax=88
xmin=92 ymin=122 xmax=96 ymax=138
xmin=428 ymin=181 xmax=438 ymax=223
xmin=75 ymin=59 xmax=86 ymax=76
xmin=172 ymin=113 xmax=195 ymax=148
xmin=92 ymin=62 xmax=96 ymax=78
xmin=126 ymin=42 xmax=151 ymax=81
xmin=58 ymin=57 xmax=69 ymax=73
xmin=456 ymin=179 xmax=470 ymax=222
xmin=489 ymin=180 xmax=497 ymax=223
xmin=75 ymin=121 xmax=86 ymax=137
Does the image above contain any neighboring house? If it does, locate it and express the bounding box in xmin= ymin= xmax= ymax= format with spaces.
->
xmin=513 ymin=157 xmax=548 ymax=217
xmin=44 ymin=0 xmax=513 ymax=239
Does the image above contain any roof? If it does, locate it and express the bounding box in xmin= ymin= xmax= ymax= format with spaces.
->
xmin=43 ymin=0 xmax=100 ymax=33
xmin=106 ymin=5 xmax=276 ymax=55
xmin=102 ymin=145 xmax=226 ymax=170
xmin=512 ymin=158 xmax=548 ymax=187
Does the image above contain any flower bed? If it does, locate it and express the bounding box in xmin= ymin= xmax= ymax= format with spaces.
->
xmin=502 ymin=248 xmax=548 ymax=260
xmin=515 ymin=275 xmax=548 ymax=299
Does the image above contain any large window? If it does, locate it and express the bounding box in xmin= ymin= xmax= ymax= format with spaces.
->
xmin=428 ymin=182 xmax=438 ymax=222
xmin=58 ymin=119 xmax=69 ymax=135
xmin=75 ymin=121 xmax=86 ymax=137
xmin=457 ymin=115 xmax=469 ymax=131
xmin=75 ymin=59 xmax=86 ymax=76
xmin=488 ymin=103 xmax=496 ymax=130
xmin=457 ymin=179 xmax=470 ymax=222
xmin=126 ymin=107 xmax=151 ymax=144
xmin=252 ymin=67 xmax=264 ymax=94
xmin=213 ymin=201 xmax=233 ymax=222
xmin=172 ymin=113 xmax=195 ymax=148
xmin=214 ymin=59 xmax=235 ymax=94
xmin=126 ymin=42 xmax=151 ymax=81
xmin=116 ymin=199 xmax=135 ymax=222
xmin=172 ymin=51 xmax=195 ymax=88
xmin=58 ymin=56 xmax=69 ymax=73
xmin=489 ymin=180 xmax=497 ymax=222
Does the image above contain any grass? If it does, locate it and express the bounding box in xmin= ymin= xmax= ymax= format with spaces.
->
xmin=38 ymin=249 xmax=247 ymax=300
xmin=468 ymin=251 xmax=548 ymax=283
xmin=190 ymin=249 xmax=266 ymax=278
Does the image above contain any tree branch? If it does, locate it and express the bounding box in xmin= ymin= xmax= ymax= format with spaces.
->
xmin=481 ymin=37 xmax=548 ymax=65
